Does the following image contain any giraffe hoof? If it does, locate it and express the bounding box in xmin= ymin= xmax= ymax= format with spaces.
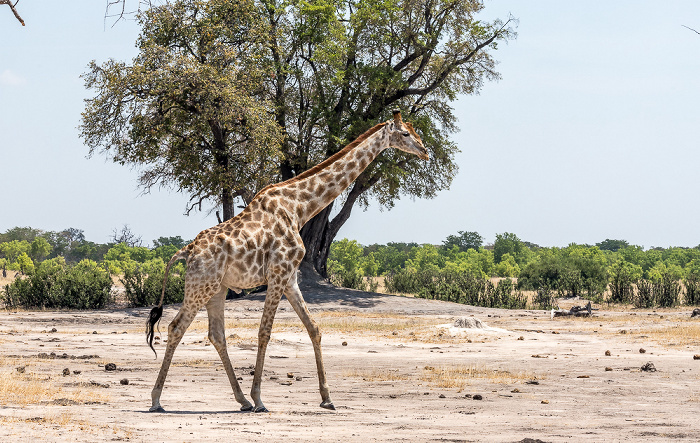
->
xmin=240 ymin=404 xmax=253 ymax=412
xmin=149 ymin=406 xmax=166 ymax=413
xmin=253 ymin=406 xmax=268 ymax=413
xmin=320 ymin=401 xmax=335 ymax=410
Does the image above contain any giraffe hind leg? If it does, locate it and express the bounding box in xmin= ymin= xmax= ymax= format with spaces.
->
xmin=149 ymin=306 xmax=198 ymax=412
xmin=206 ymin=288 xmax=253 ymax=411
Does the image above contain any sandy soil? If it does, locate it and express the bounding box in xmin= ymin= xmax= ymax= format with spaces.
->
xmin=1 ymin=283 xmax=699 ymax=442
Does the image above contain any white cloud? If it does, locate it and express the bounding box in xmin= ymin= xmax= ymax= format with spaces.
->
xmin=0 ymin=69 xmax=27 ymax=86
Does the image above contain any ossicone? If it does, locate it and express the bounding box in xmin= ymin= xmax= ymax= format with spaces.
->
xmin=392 ymin=109 xmax=403 ymax=125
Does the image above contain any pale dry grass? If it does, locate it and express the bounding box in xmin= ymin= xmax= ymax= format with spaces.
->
xmin=421 ymin=364 xmax=542 ymax=389
xmin=342 ymin=367 xmax=413 ymax=382
xmin=635 ymin=322 xmax=700 ymax=346
xmin=187 ymin=311 xmax=441 ymax=336
xmin=0 ymin=414 xmax=133 ymax=438
xmin=0 ymin=356 xmax=110 ymax=406
xmin=172 ymin=358 xmax=215 ymax=368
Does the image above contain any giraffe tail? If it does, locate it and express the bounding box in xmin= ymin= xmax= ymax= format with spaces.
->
xmin=146 ymin=245 xmax=190 ymax=358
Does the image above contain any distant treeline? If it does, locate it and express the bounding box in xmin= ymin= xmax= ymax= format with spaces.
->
xmin=0 ymin=226 xmax=188 ymax=309
xmin=328 ymin=232 xmax=700 ymax=308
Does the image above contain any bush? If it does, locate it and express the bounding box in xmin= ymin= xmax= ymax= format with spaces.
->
xmin=608 ymin=261 xmax=642 ymax=304
xmin=685 ymin=274 xmax=700 ymax=306
xmin=3 ymin=259 xmax=112 ymax=309
xmin=122 ymin=266 xmax=185 ymax=307
xmin=634 ymin=280 xmax=655 ymax=308
xmin=387 ymin=268 xmax=526 ymax=309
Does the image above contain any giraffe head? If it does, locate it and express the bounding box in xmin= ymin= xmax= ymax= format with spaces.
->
xmin=388 ymin=110 xmax=429 ymax=160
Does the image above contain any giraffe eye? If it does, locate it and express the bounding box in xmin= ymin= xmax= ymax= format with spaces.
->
xmin=402 ymin=132 xmax=410 ymax=137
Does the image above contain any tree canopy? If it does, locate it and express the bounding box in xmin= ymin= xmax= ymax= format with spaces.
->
xmin=82 ymin=0 xmax=517 ymax=276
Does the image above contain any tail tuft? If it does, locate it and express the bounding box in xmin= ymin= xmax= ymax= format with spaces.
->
xmin=146 ymin=305 xmax=164 ymax=358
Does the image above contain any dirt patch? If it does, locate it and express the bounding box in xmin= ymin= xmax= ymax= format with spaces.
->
xmin=1 ymin=287 xmax=699 ymax=442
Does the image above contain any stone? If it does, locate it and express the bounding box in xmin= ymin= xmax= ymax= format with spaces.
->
xmin=693 ymin=355 xmax=700 ymax=360
xmin=473 ymin=394 xmax=483 ymax=400
xmin=62 ymin=368 xmax=70 ymax=376
xmin=120 ymin=378 xmax=129 ymax=385
xmin=605 ymin=367 xmax=613 ymax=372
xmin=605 ymin=350 xmax=611 ymax=356
xmin=342 ymin=341 xmax=348 ymax=346
xmin=640 ymin=362 xmax=657 ymax=372
xmin=639 ymin=348 xmax=646 ymax=354
xmin=105 ymin=363 xmax=117 ymax=371
xmin=287 ymin=372 xmax=294 ymax=378
xmin=438 ymin=394 xmax=446 ymax=398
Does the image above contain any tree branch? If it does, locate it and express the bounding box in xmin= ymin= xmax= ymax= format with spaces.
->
xmin=1 ymin=0 xmax=25 ymax=26
xmin=682 ymin=25 xmax=700 ymax=35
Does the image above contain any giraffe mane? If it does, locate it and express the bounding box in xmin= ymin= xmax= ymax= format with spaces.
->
xmin=285 ymin=122 xmax=388 ymax=184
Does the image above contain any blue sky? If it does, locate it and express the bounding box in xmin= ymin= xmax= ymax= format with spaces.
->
xmin=1 ymin=1 xmax=699 ymax=248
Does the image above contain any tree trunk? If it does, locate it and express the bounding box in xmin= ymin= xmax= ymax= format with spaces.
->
xmin=222 ymin=189 xmax=234 ymax=222
xmin=300 ymin=204 xmax=334 ymax=279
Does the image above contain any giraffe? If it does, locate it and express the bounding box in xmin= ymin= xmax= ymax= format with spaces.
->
xmin=146 ymin=110 xmax=428 ymax=413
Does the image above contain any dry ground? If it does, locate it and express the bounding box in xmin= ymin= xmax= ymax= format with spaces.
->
xmin=1 ymin=282 xmax=699 ymax=442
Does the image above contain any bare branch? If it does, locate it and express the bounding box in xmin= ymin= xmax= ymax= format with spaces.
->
xmin=682 ymin=25 xmax=700 ymax=35
xmin=1 ymin=0 xmax=25 ymax=26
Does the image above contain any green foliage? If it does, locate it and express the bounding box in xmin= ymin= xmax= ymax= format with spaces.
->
xmin=328 ymin=239 xmax=379 ymax=291
xmin=608 ymin=260 xmax=642 ymax=304
xmin=596 ymin=239 xmax=629 ymax=252
xmin=0 ymin=240 xmax=31 ymax=264
xmin=386 ymin=268 xmax=526 ymax=309
xmin=442 ymin=231 xmax=483 ymax=252
xmin=3 ymin=259 xmax=112 ymax=309
xmin=519 ymin=245 xmax=608 ymax=299
xmin=441 ymin=246 xmax=494 ymax=278
xmin=81 ymin=0 xmax=284 ymax=216
xmin=494 ymin=232 xmax=531 ymax=266
xmin=121 ymin=265 xmax=185 ymax=308
xmin=493 ymin=253 xmax=520 ymax=278
xmin=30 ymin=237 xmax=52 ymax=262
xmin=15 ymin=253 xmax=34 ymax=274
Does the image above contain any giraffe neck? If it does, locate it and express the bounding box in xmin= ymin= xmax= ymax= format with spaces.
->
xmin=282 ymin=125 xmax=389 ymax=228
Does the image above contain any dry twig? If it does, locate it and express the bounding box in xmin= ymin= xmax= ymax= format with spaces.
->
xmin=1 ymin=0 xmax=25 ymax=26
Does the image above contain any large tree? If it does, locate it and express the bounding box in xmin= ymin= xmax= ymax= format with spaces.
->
xmin=82 ymin=0 xmax=284 ymax=221
xmin=85 ymin=0 xmax=516 ymax=277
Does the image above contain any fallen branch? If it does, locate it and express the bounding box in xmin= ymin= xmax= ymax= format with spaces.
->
xmin=551 ymin=301 xmax=594 ymax=318
xmin=1 ymin=0 xmax=25 ymax=26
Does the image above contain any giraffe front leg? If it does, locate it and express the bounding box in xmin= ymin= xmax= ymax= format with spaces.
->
xmin=285 ymin=280 xmax=334 ymax=410
xmin=250 ymin=285 xmax=283 ymax=413
xmin=150 ymin=309 xmax=196 ymax=412
xmin=206 ymin=289 xmax=253 ymax=411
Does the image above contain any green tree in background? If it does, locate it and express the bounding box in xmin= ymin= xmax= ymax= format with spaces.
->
xmin=83 ymin=0 xmax=516 ymax=278
xmin=443 ymin=231 xmax=483 ymax=252
xmin=81 ymin=0 xmax=285 ymax=222
xmin=596 ymin=239 xmax=629 ymax=252
xmin=494 ymin=232 xmax=531 ymax=266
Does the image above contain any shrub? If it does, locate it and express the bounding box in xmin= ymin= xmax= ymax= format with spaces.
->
xmin=388 ymin=268 xmax=526 ymax=309
xmin=3 ymin=259 xmax=112 ymax=309
xmin=634 ymin=279 xmax=655 ymax=308
xmin=608 ymin=261 xmax=642 ymax=304
xmin=532 ymin=285 xmax=556 ymax=310
xmin=121 ymin=266 xmax=185 ymax=307
xmin=685 ymin=276 xmax=700 ymax=305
